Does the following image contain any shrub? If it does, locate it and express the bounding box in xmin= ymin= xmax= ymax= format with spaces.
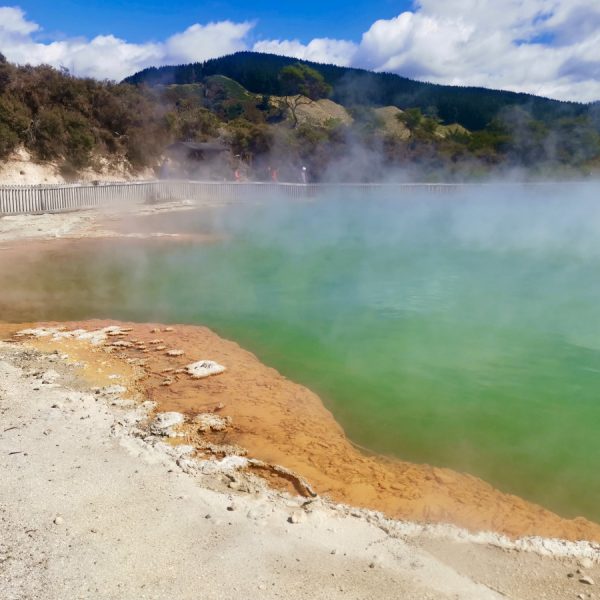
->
xmin=0 ymin=121 xmax=18 ymax=158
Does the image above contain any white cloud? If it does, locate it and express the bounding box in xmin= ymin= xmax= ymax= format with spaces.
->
xmin=348 ymin=0 xmax=600 ymax=101
xmin=255 ymin=0 xmax=600 ymax=102
xmin=0 ymin=6 xmax=38 ymax=35
xmin=166 ymin=21 xmax=253 ymax=64
xmin=0 ymin=2 xmax=599 ymax=101
xmin=0 ymin=7 xmax=253 ymax=80
xmin=253 ymin=38 xmax=357 ymax=67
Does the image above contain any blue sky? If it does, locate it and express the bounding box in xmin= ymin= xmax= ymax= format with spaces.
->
xmin=17 ymin=0 xmax=410 ymax=44
xmin=1 ymin=1 xmax=599 ymax=102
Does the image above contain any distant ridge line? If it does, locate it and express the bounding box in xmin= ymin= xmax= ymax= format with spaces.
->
xmin=124 ymin=51 xmax=590 ymax=131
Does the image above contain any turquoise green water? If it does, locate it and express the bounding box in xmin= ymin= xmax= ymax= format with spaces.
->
xmin=2 ymin=187 xmax=600 ymax=521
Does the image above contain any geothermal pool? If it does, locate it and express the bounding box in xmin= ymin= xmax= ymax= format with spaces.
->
xmin=2 ymin=186 xmax=600 ymax=522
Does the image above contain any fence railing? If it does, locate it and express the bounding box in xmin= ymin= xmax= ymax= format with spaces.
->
xmin=0 ymin=180 xmax=468 ymax=216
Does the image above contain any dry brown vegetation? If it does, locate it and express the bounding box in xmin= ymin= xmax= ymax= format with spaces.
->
xmin=2 ymin=53 xmax=600 ymax=181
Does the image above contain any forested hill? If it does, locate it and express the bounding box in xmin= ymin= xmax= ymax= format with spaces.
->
xmin=1 ymin=53 xmax=598 ymax=182
xmin=124 ymin=51 xmax=588 ymax=131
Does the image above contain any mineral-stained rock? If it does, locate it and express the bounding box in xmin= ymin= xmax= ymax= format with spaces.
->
xmin=150 ymin=412 xmax=184 ymax=435
xmin=195 ymin=413 xmax=231 ymax=432
xmin=186 ymin=360 xmax=226 ymax=379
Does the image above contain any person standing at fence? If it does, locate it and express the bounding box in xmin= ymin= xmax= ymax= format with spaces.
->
xmin=271 ymin=167 xmax=279 ymax=183
xmin=159 ymin=158 xmax=172 ymax=180
xmin=301 ymin=166 xmax=308 ymax=184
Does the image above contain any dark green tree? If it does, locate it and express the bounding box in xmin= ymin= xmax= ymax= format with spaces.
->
xmin=277 ymin=63 xmax=332 ymax=127
xmin=397 ymin=107 xmax=423 ymax=130
xmin=0 ymin=53 xmax=11 ymax=94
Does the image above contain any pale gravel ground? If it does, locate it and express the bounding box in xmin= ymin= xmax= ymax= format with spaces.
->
xmin=1 ymin=341 xmax=598 ymax=600
xmin=0 ymin=200 xmax=203 ymax=245
xmin=0 ymin=342 xmax=508 ymax=600
xmin=0 ymin=212 xmax=92 ymax=243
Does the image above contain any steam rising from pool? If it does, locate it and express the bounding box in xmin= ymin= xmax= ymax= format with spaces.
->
xmin=2 ymin=183 xmax=600 ymax=521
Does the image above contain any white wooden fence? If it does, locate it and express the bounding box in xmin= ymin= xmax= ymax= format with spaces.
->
xmin=0 ymin=180 xmax=464 ymax=216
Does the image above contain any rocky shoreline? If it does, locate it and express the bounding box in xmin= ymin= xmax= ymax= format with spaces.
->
xmin=9 ymin=320 xmax=599 ymax=542
xmin=1 ymin=327 xmax=599 ymax=599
